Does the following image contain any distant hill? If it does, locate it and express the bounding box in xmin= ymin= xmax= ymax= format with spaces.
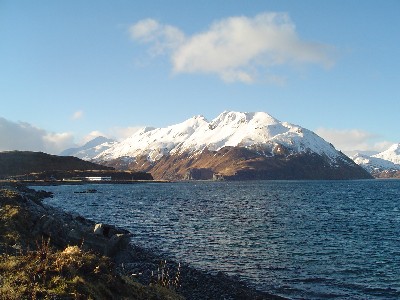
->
xmin=0 ymin=151 xmax=112 ymax=178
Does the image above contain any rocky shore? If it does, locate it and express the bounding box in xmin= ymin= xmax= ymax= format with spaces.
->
xmin=0 ymin=183 xmax=286 ymax=300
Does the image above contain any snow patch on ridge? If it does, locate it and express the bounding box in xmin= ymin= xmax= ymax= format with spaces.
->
xmin=60 ymin=136 xmax=118 ymax=160
xmin=372 ymin=143 xmax=400 ymax=165
xmin=352 ymin=143 xmax=400 ymax=172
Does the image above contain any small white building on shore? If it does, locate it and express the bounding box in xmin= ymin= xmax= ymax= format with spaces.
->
xmin=85 ymin=176 xmax=112 ymax=181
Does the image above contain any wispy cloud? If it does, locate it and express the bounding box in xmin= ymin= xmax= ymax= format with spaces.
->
xmin=72 ymin=110 xmax=84 ymax=120
xmin=81 ymin=130 xmax=108 ymax=144
xmin=108 ymin=126 xmax=145 ymax=141
xmin=80 ymin=127 xmax=144 ymax=144
xmin=315 ymin=127 xmax=393 ymax=154
xmin=130 ymin=18 xmax=185 ymax=56
xmin=0 ymin=117 xmax=74 ymax=154
xmin=130 ymin=12 xmax=335 ymax=83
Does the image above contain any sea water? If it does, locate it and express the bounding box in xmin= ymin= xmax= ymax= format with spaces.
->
xmin=37 ymin=180 xmax=400 ymax=299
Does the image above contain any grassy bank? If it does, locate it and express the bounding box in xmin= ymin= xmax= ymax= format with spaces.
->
xmin=0 ymin=188 xmax=182 ymax=300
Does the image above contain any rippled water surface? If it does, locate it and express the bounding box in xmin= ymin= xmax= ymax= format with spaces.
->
xmin=37 ymin=180 xmax=400 ymax=299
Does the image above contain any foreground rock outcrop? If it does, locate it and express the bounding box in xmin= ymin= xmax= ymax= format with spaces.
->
xmin=1 ymin=186 xmax=182 ymax=300
xmin=0 ymin=184 xmax=286 ymax=300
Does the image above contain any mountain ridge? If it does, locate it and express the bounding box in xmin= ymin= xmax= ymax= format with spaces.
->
xmin=352 ymin=143 xmax=400 ymax=178
xmin=372 ymin=143 xmax=400 ymax=164
xmin=95 ymin=111 xmax=342 ymax=163
xmin=93 ymin=111 xmax=372 ymax=180
xmin=60 ymin=136 xmax=117 ymax=160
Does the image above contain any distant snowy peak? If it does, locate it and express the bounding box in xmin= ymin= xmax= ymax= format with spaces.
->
xmin=352 ymin=153 xmax=400 ymax=173
xmin=95 ymin=111 xmax=344 ymax=163
xmin=178 ymin=111 xmax=340 ymax=158
xmin=60 ymin=136 xmax=118 ymax=160
xmin=372 ymin=143 xmax=400 ymax=165
xmin=351 ymin=143 xmax=400 ymax=175
xmin=83 ymin=136 xmax=115 ymax=149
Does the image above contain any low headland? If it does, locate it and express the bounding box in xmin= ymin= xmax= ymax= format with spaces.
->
xmin=0 ymin=183 xmax=286 ymax=299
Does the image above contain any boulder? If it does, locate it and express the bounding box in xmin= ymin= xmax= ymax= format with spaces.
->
xmin=93 ymin=223 xmax=104 ymax=235
xmin=106 ymin=233 xmax=132 ymax=256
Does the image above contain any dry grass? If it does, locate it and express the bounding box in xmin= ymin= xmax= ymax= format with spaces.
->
xmin=152 ymin=260 xmax=181 ymax=291
xmin=0 ymin=189 xmax=184 ymax=300
xmin=0 ymin=239 xmax=184 ymax=300
xmin=0 ymin=189 xmax=30 ymax=251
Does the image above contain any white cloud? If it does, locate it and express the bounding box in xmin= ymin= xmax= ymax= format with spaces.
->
xmin=0 ymin=117 xmax=74 ymax=154
xmin=315 ymin=127 xmax=392 ymax=154
xmin=72 ymin=110 xmax=84 ymax=120
xmin=220 ymin=69 xmax=255 ymax=83
xmin=43 ymin=132 xmax=75 ymax=151
xmin=0 ymin=117 xmax=147 ymax=155
xmin=130 ymin=13 xmax=335 ymax=83
xmin=130 ymin=18 xmax=185 ymax=56
xmin=108 ymin=126 xmax=145 ymax=141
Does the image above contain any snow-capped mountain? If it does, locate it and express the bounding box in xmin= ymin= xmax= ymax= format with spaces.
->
xmin=96 ymin=111 xmax=340 ymax=161
xmin=372 ymin=143 xmax=400 ymax=165
xmin=352 ymin=143 xmax=400 ymax=177
xmin=94 ymin=111 xmax=372 ymax=180
xmin=352 ymin=153 xmax=400 ymax=173
xmin=60 ymin=136 xmax=118 ymax=160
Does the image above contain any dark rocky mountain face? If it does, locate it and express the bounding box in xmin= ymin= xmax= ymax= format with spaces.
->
xmin=99 ymin=146 xmax=373 ymax=181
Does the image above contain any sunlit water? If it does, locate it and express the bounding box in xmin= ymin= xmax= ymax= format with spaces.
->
xmin=36 ymin=180 xmax=400 ymax=299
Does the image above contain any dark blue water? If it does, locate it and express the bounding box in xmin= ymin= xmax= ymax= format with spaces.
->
xmin=36 ymin=180 xmax=400 ymax=299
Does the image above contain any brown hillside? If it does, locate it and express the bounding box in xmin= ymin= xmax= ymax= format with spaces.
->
xmin=0 ymin=151 xmax=112 ymax=178
xmin=100 ymin=146 xmax=373 ymax=180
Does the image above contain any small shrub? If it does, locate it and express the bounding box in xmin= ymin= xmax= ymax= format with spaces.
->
xmin=151 ymin=260 xmax=181 ymax=290
xmin=0 ymin=188 xmax=183 ymax=299
xmin=0 ymin=241 xmax=184 ymax=300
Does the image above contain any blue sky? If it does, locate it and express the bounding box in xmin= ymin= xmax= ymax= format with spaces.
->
xmin=1 ymin=0 xmax=399 ymax=154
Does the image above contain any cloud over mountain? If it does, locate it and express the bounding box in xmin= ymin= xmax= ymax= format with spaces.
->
xmin=315 ymin=127 xmax=392 ymax=154
xmin=0 ymin=117 xmax=74 ymax=154
xmin=130 ymin=12 xmax=335 ymax=83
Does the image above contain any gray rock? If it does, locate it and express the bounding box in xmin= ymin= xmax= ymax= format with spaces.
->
xmin=93 ymin=223 xmax=104 ymax=235
xmin=67 ymin=228 xmax=84 ymax=245
xmin=106 ymin=233 xmax=132 ymax=256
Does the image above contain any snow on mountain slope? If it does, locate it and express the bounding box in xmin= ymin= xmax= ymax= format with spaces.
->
xmin=60 ymin=136 xmax=118 ymax=160
xmin=372 ymin=143 xmax=400 ymax=165
xmin=352 ymin=143 xmax=400 ymax=174
xmin=352 ymin=153 xmax=400 ymax=173
xmin=96 ymin=117 xmax=208 ymax=162
xmin=95 ymin=111 xmax=345 ymax=164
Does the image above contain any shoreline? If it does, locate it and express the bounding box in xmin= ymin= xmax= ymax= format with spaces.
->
xmin=0 ymin=179 xmax=172 ymax=185
xmin=1 ymin=183 xmax=287 ymax=300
